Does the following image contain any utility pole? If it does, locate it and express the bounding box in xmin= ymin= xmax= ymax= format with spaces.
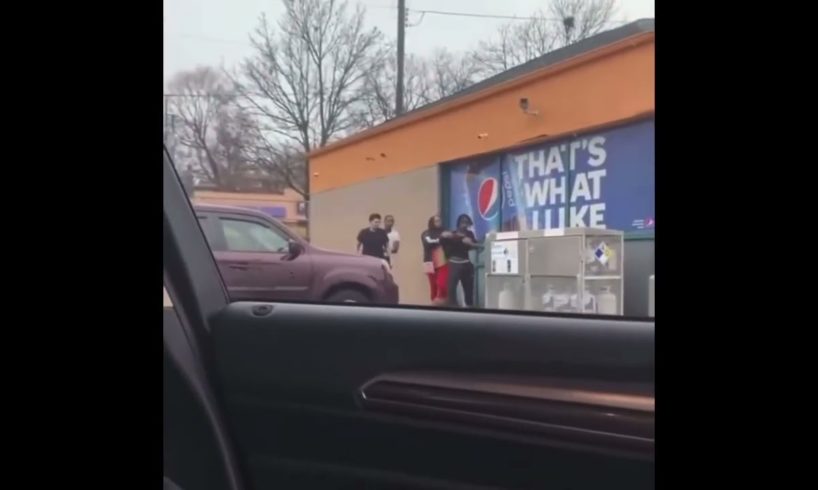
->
xmin=396 ymin=0 xmax=406 ymax=116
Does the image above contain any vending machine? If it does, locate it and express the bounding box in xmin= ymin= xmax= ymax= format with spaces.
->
xmin=484 ymin=228 xmax=625 ymax=315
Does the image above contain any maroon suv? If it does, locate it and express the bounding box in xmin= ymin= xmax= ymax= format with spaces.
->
xmin=194 ymin=204 xmax=399 ymax=304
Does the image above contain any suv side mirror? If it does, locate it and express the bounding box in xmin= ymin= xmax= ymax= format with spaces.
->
xmin=282 ymin=240 xmax=305 ymax=261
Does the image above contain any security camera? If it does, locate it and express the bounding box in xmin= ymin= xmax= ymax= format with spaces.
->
xmin=519 ymin=97 xmax=539 ymax=116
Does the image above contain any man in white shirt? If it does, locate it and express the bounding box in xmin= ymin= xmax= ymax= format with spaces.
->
xmin=384 ymin=215 xmax=400 ymax=268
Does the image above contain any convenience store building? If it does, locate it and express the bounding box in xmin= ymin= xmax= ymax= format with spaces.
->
xmin=308 ymin=19 xmax=655 ymax=315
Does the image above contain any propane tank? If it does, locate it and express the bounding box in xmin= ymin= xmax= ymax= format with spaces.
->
xmin=498 ymin=282 xmax=515 ymax=310
xmin=570 ymin=288 xmax=597 ymax=313
xmin=597 ymin=286 xmax=618 ymax=315
xmin=541 ymin=284 xmax=557 ymax=312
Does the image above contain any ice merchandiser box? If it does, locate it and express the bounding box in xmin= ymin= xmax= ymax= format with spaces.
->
xmin=484 ymin=228 xmax=624 ymax=315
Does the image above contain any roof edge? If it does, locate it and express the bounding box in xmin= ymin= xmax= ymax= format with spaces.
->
xmin=442 ymin=110 xmax=656 ymax=166
xmin=310 ymin=19 xmax=655 ymax=159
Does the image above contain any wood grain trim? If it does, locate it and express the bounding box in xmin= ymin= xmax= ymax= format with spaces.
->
xmin=359 ymin=372 xmax=654 ymax=459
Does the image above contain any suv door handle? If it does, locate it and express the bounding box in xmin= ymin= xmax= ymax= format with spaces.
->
xmin=228 ymin=263 xmax=249 ymax=271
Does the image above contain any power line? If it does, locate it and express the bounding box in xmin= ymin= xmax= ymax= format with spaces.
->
xmin=409 ymin=8 xmax=624 ymax=25
xmin=410 ymin=8 xmax=556 ymax=22
xmin=166 ymin=9 xmax=630 ymax=60
xmin=360 ymin=2 xmax=400 ymax=10
xmin=164 ymin=92 xmax=266 ymax=98
xmin=170 ymin=11 xmax=626 ymax=49
xmin=350 ymin=2 xmax=556 ymax=20
xmin=172 ymin=33 xmax=253 ymax=47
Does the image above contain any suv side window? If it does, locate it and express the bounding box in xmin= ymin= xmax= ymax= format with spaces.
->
xmin=219 ymin=218 xmax=289 ymax=253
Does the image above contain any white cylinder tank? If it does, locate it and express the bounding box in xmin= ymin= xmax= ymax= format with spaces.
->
xmin=498 ymin=282 xmax=516 ymax=310
xmin=597 ymin=286 xmax=617 ymax=315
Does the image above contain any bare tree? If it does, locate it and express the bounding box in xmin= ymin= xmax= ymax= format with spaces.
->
xmin=243 ymin=136 xmax=308 ymax=197
xmin=473 ymin=0 xmax=619 ymax=77
xmin=550 ymin=0 xmax=617 ymax=45
xmin=354 ymin=48 xmax=480 ymax=127
xmin=473 ymin=15 xmax=559 ymax=76
xmin=353 ymin=51 xmax=428 ymax=127
xmin=234 ymin=0 xmax=385 ymax=155
xmin=424 ymin=49 xmax=481 ymax=102
xmin=167 ymin=67 xmax=253 ymax=189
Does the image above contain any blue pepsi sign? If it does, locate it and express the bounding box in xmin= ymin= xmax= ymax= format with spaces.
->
xmin=446 ymin=155 xmax=501 ymax=240
xmin=477 ymin=176 xmax=500 ymax=221
xmin=446 ymin=119 xmax=654 ymax=239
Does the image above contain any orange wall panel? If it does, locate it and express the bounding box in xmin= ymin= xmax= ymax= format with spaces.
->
xmin=310 ymin=36 xmax=653 ymax=194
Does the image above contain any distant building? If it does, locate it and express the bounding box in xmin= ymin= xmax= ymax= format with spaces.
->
xmin=191 ymin=187 xmax=308 ymax=239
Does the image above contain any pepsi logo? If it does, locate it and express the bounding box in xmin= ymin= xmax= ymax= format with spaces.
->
xmin=477 ymin=178 xmax=500 ymax=220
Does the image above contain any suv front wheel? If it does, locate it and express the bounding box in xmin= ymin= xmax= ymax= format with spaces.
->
xmin=325 ymin=289 xmax=369 ymax=304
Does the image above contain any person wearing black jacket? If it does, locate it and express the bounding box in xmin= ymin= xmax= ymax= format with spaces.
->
xmin=443 ymin=214 xmax=483 ymax=307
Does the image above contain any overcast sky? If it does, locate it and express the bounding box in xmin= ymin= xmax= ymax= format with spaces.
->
xmin=164 ymin=0 xmax=654 ymax=86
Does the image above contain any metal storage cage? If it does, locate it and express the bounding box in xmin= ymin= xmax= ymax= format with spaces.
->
xmin=484 ymin=228 xmax=625 ymax=315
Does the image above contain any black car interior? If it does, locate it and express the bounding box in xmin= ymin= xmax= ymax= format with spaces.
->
xmin=163 ymin=149 xmax=654 ymax=490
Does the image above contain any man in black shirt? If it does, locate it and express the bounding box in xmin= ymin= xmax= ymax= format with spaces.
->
xmin=357 ymin=213 xmax=389 ymax=261
xmin=443 ymin=214 xmax=483 ymax=307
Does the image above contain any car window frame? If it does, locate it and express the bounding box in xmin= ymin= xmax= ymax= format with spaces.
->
xmin=194 ymin=213 xmax=223 ymax=250
xmin=163 ymin=149 xmax=243 ymax=490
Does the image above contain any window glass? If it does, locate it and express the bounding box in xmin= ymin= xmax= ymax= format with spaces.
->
xmin=221 ymin=219 xmax=289 ymax=253
xmin=165 ymin=0 xmax=655 ymax=317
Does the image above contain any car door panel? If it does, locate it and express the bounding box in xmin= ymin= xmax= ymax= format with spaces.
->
xmin=209 ymin=302 xmax=654 ymax=489
xmin=211 ymin=215 xmax=313 ymax=302
xmin=214 ymin=250 xmax=291 ymax=302
xmin=268 ymin=252 xmax=312 ymax=299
